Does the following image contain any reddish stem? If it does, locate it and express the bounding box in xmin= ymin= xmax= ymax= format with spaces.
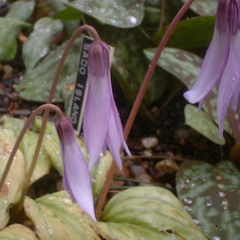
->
xmin=23 ymin=25 xmax=101 ymax=193
xmin=123 ymin=0 xmax=195 ymax=140
xmin=95 ymin=0 xmax=195 ymax=219
xmin=0 ymin=104 xmax=64 ymax=192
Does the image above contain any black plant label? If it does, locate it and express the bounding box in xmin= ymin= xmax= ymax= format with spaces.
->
xmin=69 ymin=36 xmax=93 ymax=135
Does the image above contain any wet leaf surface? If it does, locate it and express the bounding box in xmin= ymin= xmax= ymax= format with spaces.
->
xmin=23 ymin=17 xmax=63 ymax=70
xmin=24 ymin=191 xmax=100 ymax=240
xmin=17 ymin=38 xmax=82 ymax=102
xmin=177 ymin=161 xmax=240 ymax=240
xmin=62 ymin=0 xmax=144 ymax=28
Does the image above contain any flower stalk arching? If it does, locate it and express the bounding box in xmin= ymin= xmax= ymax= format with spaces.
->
xmin=27 ymin=25 xmax=101 ymax=196
xmin=0 ymin=104 xmax=64 ymax=193
xmin=95 ymin=0 xmax=196 ymax=219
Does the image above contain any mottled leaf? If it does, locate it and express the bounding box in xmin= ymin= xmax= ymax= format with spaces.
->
xmin=185 ymin=104 xmax=225 ymax=145
xmin=23 ymin=17 xmax=63 ymax=70
xmin=144 ymin=47 xmax=202 ymax=88
xmin=20 ymin=131 xmax=51 ymax=185
xmin=62 ymin=0 xmax=144 ymax=28
xmin=0 ymin=224 xmax=37 ymax=239
xmin=181 ymin=0 xmax=217 ymax=16
xmin=177 ymin=160 xmax=240 ymax=240
xmin=17 ymin=37 xmax=82 ymax=102
xmin=154 ymin=16 xmax=215 ymax=49
xmin=98 ymin=186 xmax=207 ymax=240
xmin=24 ymin=191 xmax=100 ymax=240
xmin=0 ymin=127 xmax=25 ymax=229
xmin=0 ymin=18 xmax=31 ymax=61
xmin=7 ymin=1 xmax=35 ymax=21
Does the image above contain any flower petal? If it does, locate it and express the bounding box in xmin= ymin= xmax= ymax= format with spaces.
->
xmin=56 ymin=117 xmax=96 ymax=221
xmin=217 ymin=32 xmax=240 ymax=135
xmin=184 ymin=3 xmax=230 ymax=104
xmin=83 ymin=41 xmax=111 ymax=170
xmin=106 ymin=101 xmax=131 ymax=170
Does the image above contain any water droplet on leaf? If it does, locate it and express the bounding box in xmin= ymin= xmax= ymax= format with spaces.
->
xmin=184 ymin=197 xmax=193 ymax=205
xmin=125 ymin=16 xmax=137 ymax=25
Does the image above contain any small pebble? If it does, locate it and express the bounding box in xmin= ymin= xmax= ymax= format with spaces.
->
xmin=135 ymin=173 xmax=153 ymax=186
xmin=141 ymin=137 xmax=159 ymax=149
xmin=155 ymin=159 xmax=178 ymax=174
xmin=130 ymin=165 xmax=145 ymax=177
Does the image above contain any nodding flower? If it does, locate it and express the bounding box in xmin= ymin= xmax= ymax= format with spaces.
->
xmin=56 ymin=117 xmax=96 ymax=221
xmin=83 ymin=40 xmax=131 ymax=170
xmin=184 ymin=0 xmax=240 ymax=135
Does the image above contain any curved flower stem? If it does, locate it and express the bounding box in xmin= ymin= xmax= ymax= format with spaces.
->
xmin=23 ymin=25 xmax=101 ymax=194
xmin=123 ymin=0 xmax=195 ymax=140
xmin=95 ymin=0 xmax=195 ymax=219
xmin=0 ymin=104 xmax=64 ymax=193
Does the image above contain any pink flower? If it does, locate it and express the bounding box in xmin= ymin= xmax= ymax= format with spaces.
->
xmin=56 ymin=117 xmax=96 ymax=221
xmin=83 ymin=40 xmax=130 ymax=170
xmin=184 ymin=0 xmax=240 ymax=135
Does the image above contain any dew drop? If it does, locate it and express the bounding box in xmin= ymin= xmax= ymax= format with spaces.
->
xmin=184 ymin=205 xmax=192 ymax=212
xmin=213 ymin=236 xmax=221 ymax=240
xmin=109 ymin=19 xmax=117 ymax=24
xmin=219 ymin=191 xmax=227 ymax=198
xmin=222 ymin=199 xmax=229 ymax=210
xmin=192 ymin=218 xmax=200 ymax=225
xmin=184 ymin=197 xmax=193 ymax=205
xmin=206 ymin=201 xmax=213 ymax=207
xmin=125 ymin=16 xmax=137 ymax=25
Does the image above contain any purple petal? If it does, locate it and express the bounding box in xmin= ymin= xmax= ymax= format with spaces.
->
xmin=106 ymin=102 xmax=131 ymax=171
xmin=184 ymin=7 xmax=230 ymax=104
xmin=217 ymin=33 xmax=240 ymax=135
xmin=83 ymin=41 xmax=111 ymax=170
xmin=56 ymin=117 xmax=96 ymax=221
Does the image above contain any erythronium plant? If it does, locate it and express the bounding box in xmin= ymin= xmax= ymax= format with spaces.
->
xmin=0 ymin=0 xmax=214 ymax=229
xmin=184 ymin=0 xmax=240 ymax=135
xmin=84 ymin=40 xmax=131 ymax=171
